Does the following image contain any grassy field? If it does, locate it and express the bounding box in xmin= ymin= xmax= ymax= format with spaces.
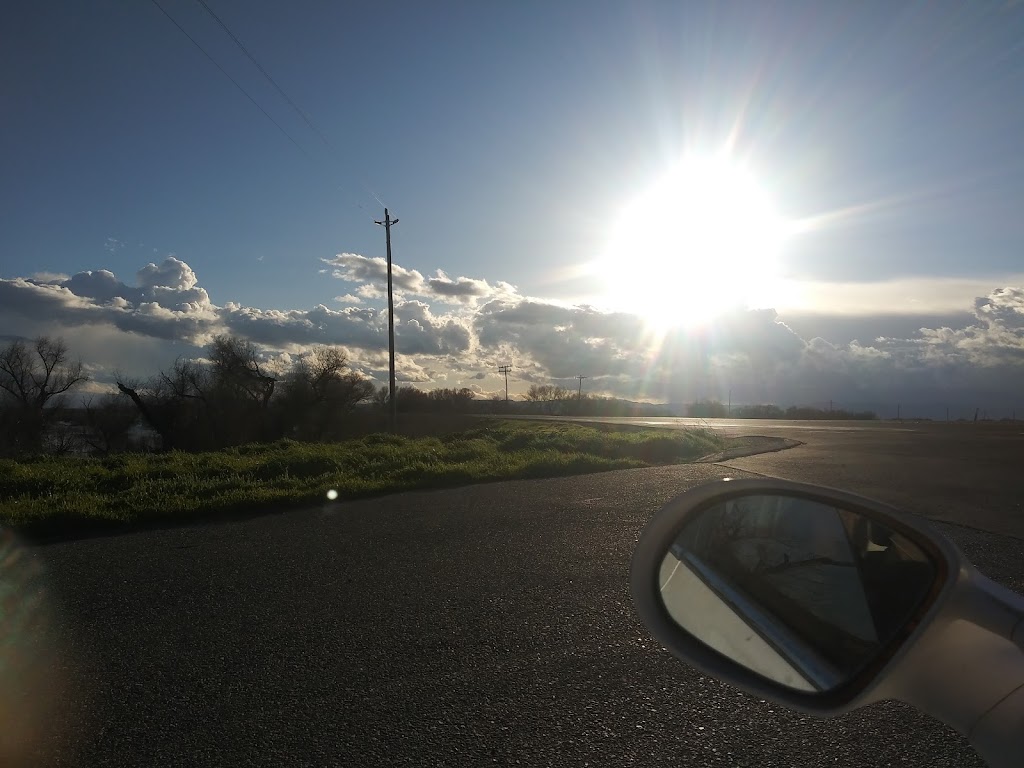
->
xmin=0 ymin=419 xmax=723 ymax=533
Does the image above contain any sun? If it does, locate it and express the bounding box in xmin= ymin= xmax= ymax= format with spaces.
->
xmin=595 ymin=155 xmax=792 ymax=327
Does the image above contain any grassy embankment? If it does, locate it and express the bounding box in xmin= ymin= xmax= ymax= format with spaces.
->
xmin=0 ymin=420 xmax=723 ymax=532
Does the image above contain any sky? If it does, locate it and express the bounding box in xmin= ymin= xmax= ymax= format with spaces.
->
xmin=2 ymin=0 xmax=1024 ymax=417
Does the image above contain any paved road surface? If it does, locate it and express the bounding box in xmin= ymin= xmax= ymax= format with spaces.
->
xmin=549 ymin=416 xmax=1024 ymax=538
xmin=23 ymin=456 xmax=1023 ymax=767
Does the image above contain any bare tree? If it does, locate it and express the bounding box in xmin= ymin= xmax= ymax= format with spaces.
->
xmin=524 ymin=384 xmax=570 ymax=402
xmin=0 ymin=337 xmax=87 ymax=454
xmin=115 ymin=360 xmax=212 ymax=451
xmin=82 ymin=393 xmax=139 ymax=454
xmin=116 ymin=339 xmax=376 ymax=450
xmin=208 ymin=335 xmax=275 ymax=407
xmin=524 ymin=383 xmax=570 ymax=414
xmin=278 ymin=348 xmax=373 ymax=439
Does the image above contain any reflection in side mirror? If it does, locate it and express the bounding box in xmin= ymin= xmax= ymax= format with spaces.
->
xmin=659 ymin=494 xmax=937 ymax=693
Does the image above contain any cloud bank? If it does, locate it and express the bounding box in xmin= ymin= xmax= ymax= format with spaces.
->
xmin=2 ymin=255 xmax=1023 ymax=416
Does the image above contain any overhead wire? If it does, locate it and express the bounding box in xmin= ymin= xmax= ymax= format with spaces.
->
xmin=148 ymin=0 xmax=311 ymax=161
xmin=149 ymin=0 xmax=387 ymax=222
xmin=193 ymin=0 xmax=329 ymax=146
xmin=190 ymin=0 xmax=391 ymax=213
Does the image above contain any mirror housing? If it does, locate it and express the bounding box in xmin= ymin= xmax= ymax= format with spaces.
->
xmin=633 ymin=479 xmax=962 ymax=713
xmin=632 ymin=478 xmax=1024 ymax=767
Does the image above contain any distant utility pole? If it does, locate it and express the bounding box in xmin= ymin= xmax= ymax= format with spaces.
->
xmin=728 ymin=389 xmax=732 ymax=416
xmin=374 ymin=208 xmax=399 ymax=429
xmin=498 ymin=364 xmax=512 ymax=402
xmin=576 ymin=375 xmax=588 ymax=400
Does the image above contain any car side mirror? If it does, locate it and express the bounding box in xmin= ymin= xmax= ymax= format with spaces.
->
xmin=640 ymin=481 xmax=943 ymax=695
xmin=630 ymin=478 xmax=1024 ymax=768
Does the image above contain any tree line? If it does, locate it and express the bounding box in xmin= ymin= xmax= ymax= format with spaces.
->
xmin=686 ymin=400 xmax=878 ymax=420
xmin=0 ymin=335 xmax=505 ymax=457
xmin=0 ymin=335 xmax=383 ymax=456
xmin=3 ymin=334 xmax=879 ymax=459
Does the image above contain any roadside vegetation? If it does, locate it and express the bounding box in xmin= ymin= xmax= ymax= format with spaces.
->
xmin=0 ymin=420 xmax=723 ymax=533
xmin=0 ymin=335 xmax=724 ymax=535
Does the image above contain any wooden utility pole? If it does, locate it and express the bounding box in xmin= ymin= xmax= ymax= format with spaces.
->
xmin=374 ymin=208 xmax=399 ymax=429
xmin=498 ymin=364 xmax=512 ymax=402
xmin=576 ymin=375 xmax=588 ymax=400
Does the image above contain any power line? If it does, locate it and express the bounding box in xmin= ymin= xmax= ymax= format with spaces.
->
xmin=192 ymin=0 xmax=390 ymax=213
xmin=151 ymin=0 xmax=388 ymax=223
xmin=149 ymin=0 xmax=310 ymax=159
xmin=193 ymin=0 xmax=329 ymax=145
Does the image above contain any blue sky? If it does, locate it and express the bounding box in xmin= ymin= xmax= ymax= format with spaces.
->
xmin=2 ymin=1 xmax=1024 ymax=413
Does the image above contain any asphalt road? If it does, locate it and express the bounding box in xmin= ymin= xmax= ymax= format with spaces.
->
xmin=552 ymin=416 xmax=1024 ymax=539
xmin=19 ymin=449 xmax=1024 ymax=767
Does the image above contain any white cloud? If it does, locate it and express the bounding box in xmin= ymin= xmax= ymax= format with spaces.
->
xmin=3 ymin=254 xmax=1024 ymax=416
xmin=30 ymin=271 xmax=70 ymax=283
xmin=325 ymin=253 xmax=425 ymax=293
xmin=356 ymin=283 xmax=385 ymax=300
xmin=322 ymin=253 xmax=506 ymax=304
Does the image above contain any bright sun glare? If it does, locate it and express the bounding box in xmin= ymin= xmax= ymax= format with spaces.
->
xmin=597 ymin=155 xmax=792 ymax=327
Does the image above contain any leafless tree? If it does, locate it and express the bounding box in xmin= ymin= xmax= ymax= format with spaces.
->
xmin=523 ymin=383 xmax=570 ymax=414
xmin=279 ymin=347 xmax=374 ymax=439
xmin=207 ymin=335 xmax=276 ymax=405
xmin=0 ymin=337 xmax=87 ymax=454
xmin=117 ymin=340 xmax=374 ymax=449
xmin=115 ymin=361 xmax=212 ymax=451
xmin=82 ymin=393 xmax=139 ymax=454
xmin=524 ymin=384 xmax=570 ymax=402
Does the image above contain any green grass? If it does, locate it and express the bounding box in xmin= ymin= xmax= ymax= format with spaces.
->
xmin=0 ymin=420 xmax=723 ymax=533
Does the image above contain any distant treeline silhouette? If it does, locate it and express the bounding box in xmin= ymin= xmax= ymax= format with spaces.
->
xmin=687 ymin=400 xmax=877 ymax=420
xmin=2 ymin=334 xmax=879 ymax=458
xmin=0 ymin=334 xmax=385 ymax=455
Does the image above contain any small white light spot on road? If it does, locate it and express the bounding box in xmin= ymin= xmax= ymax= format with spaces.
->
xmin=326 ymin=489 xmax=339 ymax=501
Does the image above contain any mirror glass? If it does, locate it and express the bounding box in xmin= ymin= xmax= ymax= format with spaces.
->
xmin=659 ymin=494 xmax=937 ymax=693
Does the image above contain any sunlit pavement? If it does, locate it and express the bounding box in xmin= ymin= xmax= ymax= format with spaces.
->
xmin=548 ymin=416 xmax=1024 ymax=539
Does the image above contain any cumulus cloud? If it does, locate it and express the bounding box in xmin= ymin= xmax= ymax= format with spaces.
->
xmin=3 ymin=253 xmax=1024 ymax=415
xmin=915 ymin=287 xmax=1024 ymax=367
xmin=325 ymin=253 xmax=425 ymax=293
xmin=426 ymin=271 xmax=491 ymax=299
xmin=322 ymin=253 xmax=503 ymax=304
xmin=0 ymin=256 xmax=478 ymax=379
xmin=137 ymin=257 xmax=198 ymax=291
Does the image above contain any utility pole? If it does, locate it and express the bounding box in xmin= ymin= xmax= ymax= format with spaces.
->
xmin=576 ymin=374 xmax=588 ymax=400
xmin=374 ymin=208 xmax=399 ymax=429
xmin=728 ymin=388 xmax=732 ymax=416
xmin=498 ymin=364 xmax=512 ymax=402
